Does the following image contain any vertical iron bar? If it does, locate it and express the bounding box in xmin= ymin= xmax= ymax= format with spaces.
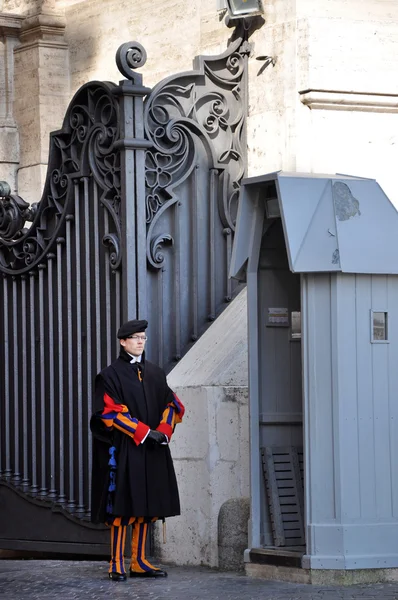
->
xmin=66 ymin=214 xmax=76 ymax=510
xmin=132 ymin=93 xmax=151 ymax=322
xmin=0 ymin=281 xmax=2 ymax=476
xmin=83 ymin=177 xmax=93 ymax=510
xmin=93 ymin=181 xmax=102 ymax=373
xmin=192 ymin=165 xmax=199 ymax=341
xmin=115 ymin=270 xmax=121 ymax=356
xmin=157 ymin=270 xmax=164 ymax=366
xmin=225 ymin=228 xmax=232 ymax=301
xmin=38 ymin=263 xmax=47 ymax=495
xmin=209 ymin=169 xmax=217 ymax=320
xmin=0 ymin=282 xmax=3 ymax=475
xmin=116 ymin=73 xmax=151 ymax=324
xmin=57 ymin=237 xmax=66 ymax=504
xmin=104 ymin=209 xmax=112 ymax=365
xmin=47 ymin=253 xmax=57 ymax=498
xmin=174 ymin=202 xmax=181 ymax=361
xmin=74 ymin=182 xmax=85 ymax=512
xmin=21 ymin=276 xmax=29 ymax=488
xmin=12 ymin=277 xmax=21 ymax=483
xmin=29 ymin=272 xmax=38 ymax=493
xmin=3 ymin=276 xmax=11 ymax=477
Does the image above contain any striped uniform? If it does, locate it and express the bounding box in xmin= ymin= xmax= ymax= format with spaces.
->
xmin=99 ymin=364 xmax=184 ymax=576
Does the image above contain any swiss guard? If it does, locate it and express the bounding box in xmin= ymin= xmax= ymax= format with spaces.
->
xmin=90 ymin=319 xmax=184 ymax=581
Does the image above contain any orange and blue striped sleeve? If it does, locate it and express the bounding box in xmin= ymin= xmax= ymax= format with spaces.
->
xmin=101 ymin=392 xmax=150 ymax=446
xmin=156 ymin=392 xmax=185 ymax=441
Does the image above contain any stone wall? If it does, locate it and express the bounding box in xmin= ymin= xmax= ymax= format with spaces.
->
xmin=154 ymin=385 xmax=249 ymax=568
xmin=62 ymin=0 xmax=231 ymax=93
xmin=156 ymin=288 xmax=250 ymax=568
xmin=245 ymin=0 xmax=398 ymax=203
xmin=0 ymin=13 xmax=22 ymax=190
xmin=2 ymin=0 xmax=398 ymax=205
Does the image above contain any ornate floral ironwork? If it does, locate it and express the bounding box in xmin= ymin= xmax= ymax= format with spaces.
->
xmin=0 ymin=189 xmax=37 ymax=240
xmin=0 ymin=36 xmax=250 ymax=538
xmin=143 ymin=36 xmax=250 ymax=269
xmin=0 ymin=83 xmax=121 ymax=274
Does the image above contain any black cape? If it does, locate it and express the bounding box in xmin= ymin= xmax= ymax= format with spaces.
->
xmin=90 ymin=349 xmax=180 ymax=524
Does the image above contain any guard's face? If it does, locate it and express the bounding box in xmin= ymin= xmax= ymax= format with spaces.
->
xmin=120 ymin=331 xmax=147 ymax=357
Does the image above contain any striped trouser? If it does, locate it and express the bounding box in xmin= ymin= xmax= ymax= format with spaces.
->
xmin=109 ymin=518 xmax=160 ymax=575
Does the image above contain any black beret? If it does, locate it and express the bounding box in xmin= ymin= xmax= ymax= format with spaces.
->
xmin=117 ymin=319 xmax=148 ymax=339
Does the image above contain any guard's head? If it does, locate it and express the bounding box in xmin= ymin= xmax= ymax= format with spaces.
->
xmin=117 ymin=319 xmax=148 ymax=357
xmin=117 ymin=319 xmax=148 ymax=339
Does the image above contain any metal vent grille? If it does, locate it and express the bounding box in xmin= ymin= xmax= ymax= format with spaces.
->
xmin=261 ymin=447 xmax=305 ymax=547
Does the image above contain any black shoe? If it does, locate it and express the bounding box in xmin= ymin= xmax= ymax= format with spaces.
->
xmin=109 ymin=572 xmax=127 ymax=581
xmin=129 ymin=568 xmax=168 ymax=578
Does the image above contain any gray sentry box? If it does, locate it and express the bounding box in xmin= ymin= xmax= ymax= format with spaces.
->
xmin=230 ymin=171 xmax=398 ymax=572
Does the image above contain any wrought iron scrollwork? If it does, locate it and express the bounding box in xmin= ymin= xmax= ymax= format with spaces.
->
xmin=116 ymin=41 xmax=147 ymax=80
xmin=148 ymin=233 xmax=174 ymax=270
xmin=0 ymin=82 xmax=121 ymax=274
xmin=144 ymin=36 xmax=250 ymax=269
xmin=103 ymin=233 xmax=121 ymax=268
xmin=0 ymin=186 xmax=38 ymax=240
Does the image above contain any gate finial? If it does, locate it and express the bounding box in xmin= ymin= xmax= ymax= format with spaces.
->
xmin=116 ymin=41 xmax=147 ymax=80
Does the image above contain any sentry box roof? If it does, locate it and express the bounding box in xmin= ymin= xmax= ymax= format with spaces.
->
xmin=230 ymin=171 xmax=398 ymax=276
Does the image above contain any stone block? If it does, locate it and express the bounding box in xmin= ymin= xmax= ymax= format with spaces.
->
xmin=168 ymin=386 xmax=209 ymax=460
xmin=247 ymin=110 xmax=284 ymax=176
xmin=245 ymin=562 xmax=398 ymax=585
xmin=14 ymin=47 xmax=41 ymax=71
xmin=214 ymin=392 xmax=240 ymax=462
xmin=0 ymin=126 xmax=19 ymax=162
xmin=238 ymin=406 xmax=250 ymax=491
xmin=306 ymin=18 xmax=398 ymax=94
xmin=152 ymin=380 xmax=250 ymax=568
xmin=303 ymin=109 xmax=398 ymax=208
xmin=298 ymin=0 xmax=398 ymax=22
xmin=218 ymin=497 xmax=250 ymax=571
xmin=261 ymin=0 xmax=296 ymax=25
xmin=155 ymin=458 xmax=213 ymax=566
xmin=17 ymin=163 xmax=47 ymax=205
xmin=245 ymin=562 xmax=311 ymax=583
xmin=168 ymin=288 xmax=248 ymax=388
xmin=209 ymin=459 xmax=241 ymax=507
xmin=199 ymin=14 xmax=230 ymax=51
xmin=0 ymin=161 xmax=18 ymax=193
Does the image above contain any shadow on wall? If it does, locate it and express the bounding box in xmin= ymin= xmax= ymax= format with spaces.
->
xmin=63 ymin=7 xmax=104 ymax=95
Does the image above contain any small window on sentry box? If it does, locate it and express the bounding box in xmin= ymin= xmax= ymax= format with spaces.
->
xmin=371 ymin=310 xmax=388 ymax=342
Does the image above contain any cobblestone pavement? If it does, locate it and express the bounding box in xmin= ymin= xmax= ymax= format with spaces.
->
xmin=1 ymin=560 xmax=398 ymax=600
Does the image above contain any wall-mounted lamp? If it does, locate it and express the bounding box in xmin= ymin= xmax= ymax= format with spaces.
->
xmin=226 ymin=0 xmax=263 ymax=19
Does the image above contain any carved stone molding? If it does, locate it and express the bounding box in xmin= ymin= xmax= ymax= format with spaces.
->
xmin=16 ymin=11 xmax=67 ymax=50
xmin=0 ymin=12 xmax=24 ymax=36
xmin=0 ymin=13 xmax=23 ymax=127
xmin=299 ymin=89 xmax=398 ymax=113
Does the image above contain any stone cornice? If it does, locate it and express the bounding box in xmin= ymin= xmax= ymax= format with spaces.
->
xmin=14 ymin=38 xmax=68 ymax=53
xmin=299 ymin=89 xmax=398 ymax=113
xmin=18 ymin=11 xmax=66 ymax=46
xmin=0 ymin=12 xmax=24 ymax=37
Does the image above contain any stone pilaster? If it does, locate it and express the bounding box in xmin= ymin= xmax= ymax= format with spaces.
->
xmin=0 ymin=13 xmax=23 ymax=192
xmin=13 ymin=6 xmax=69 ymax=204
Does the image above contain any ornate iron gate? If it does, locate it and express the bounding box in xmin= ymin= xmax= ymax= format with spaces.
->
xmin=0 ymin=35 xmax=249 ymax=553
